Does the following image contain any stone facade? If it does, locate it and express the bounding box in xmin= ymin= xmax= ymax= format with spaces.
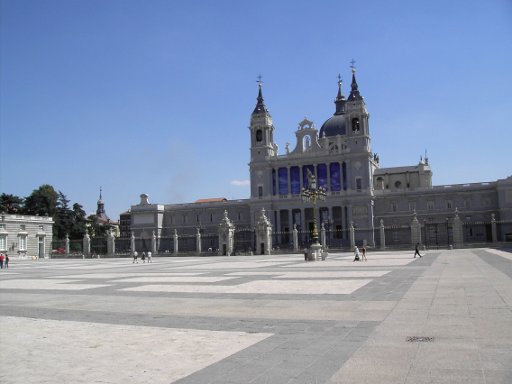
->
xmin=0 ymin=214 xmax=53 ymax=258
xmin=128 ymin=69 xmax=512 ymax=253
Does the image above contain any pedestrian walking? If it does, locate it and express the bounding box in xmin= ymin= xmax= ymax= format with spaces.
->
xmin=353 ymin=246 xmax=360 ymax=262
xmin=0 ymin=253 xmax=4 ymax=269
xmin=147 ymin=251 xmax=152 ymax=263
xmin=141 ymin=251 xmax=146 ymax=263
xmin=414 ymin=243 xmax=423 ymax=258
xmin=5 ymin=254 xmax=9 ymax=269
xmin=361 ymin=246 xmax=367 ymax=261
xmin=133 ymin=251 xmax=138 ymax=263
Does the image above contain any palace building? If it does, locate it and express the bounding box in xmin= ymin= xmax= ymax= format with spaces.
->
xmin=129 ymin=68 xmax=512 ymax=254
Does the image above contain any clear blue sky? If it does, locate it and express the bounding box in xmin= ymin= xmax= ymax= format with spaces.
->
xmin=1 ymin=0 xmax=511 ymax=219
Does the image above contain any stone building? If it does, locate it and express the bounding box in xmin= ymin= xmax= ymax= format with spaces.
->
xmin=129 ymin=69 xmax=512 ymax=253
xmin=0 ymin=214 xmax=53 ymax=258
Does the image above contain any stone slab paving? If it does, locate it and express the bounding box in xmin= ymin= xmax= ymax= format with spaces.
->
xmin=0 ymin=248 xmax=511 ymax=383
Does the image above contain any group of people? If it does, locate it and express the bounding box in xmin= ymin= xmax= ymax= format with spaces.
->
xmin=0 ymin=253 xmax=9 ymax=269
xmin=353 ymin=246 xmax=367 ymax=262
xmin=132 ymin=251 xmax=152 ymax=263
xmin=353 ymin=243 xmax=424 ymax=261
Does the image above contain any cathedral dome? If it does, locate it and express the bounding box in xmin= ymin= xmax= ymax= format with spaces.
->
xmin=319 ymin=114 xmax=347 ymax=138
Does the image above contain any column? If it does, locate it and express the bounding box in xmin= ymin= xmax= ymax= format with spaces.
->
xmin=320 ymin=222 xmax=326 ymax=248
xmin=410 ymin=210 xmax=422 ymax=247
xmin=152 ymin=230 xmax=157 ymax=255
xmin=293 ymin=224 xmax=299 ymax=251
xmin=491 ymin=213 xmax=497 ymax=243
xmin=173 ymin=229 xmax=179 ymax=256
xmin=452 ymin=209 xmax=464 ymax=248
xmin=130 ymin=232 xmax=135 ymax=256
xmin=83 ymin=233 xmax=91 ymax=257
xmin=349 ymin=222 xmax=355 ymax=250
xmin=196 ymin=228 xmax=202 ymax=254
xmin=65 ymin=234 xmax=70 ymax=255
xmin=379 ymin=219 xmax=386 ymax=250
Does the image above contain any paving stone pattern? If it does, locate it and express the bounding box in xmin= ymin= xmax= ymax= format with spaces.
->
xmin=0 ymin=248 xmax=511 ymax=383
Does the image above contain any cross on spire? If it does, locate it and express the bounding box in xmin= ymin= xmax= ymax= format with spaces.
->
xmin=350 ymin=59 xmax=357 ymax=73
xmin=256 ymin=74 xmax=263 ymax=88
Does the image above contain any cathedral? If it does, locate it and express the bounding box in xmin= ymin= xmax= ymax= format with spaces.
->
xmin=129 ymin=68 xmax=512 ymax=254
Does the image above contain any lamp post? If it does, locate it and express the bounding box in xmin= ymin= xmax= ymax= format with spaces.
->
xmin=301 ymin=170 xmax=326 ymax=260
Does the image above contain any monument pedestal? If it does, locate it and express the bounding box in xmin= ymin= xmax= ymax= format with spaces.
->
xmin=307 ymin=242 xmax=323 ymax=261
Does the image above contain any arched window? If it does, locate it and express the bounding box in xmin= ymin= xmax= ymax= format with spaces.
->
xmin=352 ymin=118 xmax=360 ymax=132
xmin=256 ymin=129 xmax=263 ymax=142
xmin=376 ymin=177 xmax=384 ymax=190
xmin=395 ymin=181 xmax=402 ymax=189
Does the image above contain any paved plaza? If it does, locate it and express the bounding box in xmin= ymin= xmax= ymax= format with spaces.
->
xmin=1 ymin=248 xmax=511 ymax=383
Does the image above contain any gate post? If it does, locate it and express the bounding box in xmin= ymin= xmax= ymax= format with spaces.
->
xmin=410 ymin=210 xmax=422 ymax=247
xmin=452 ymin=208 xmax=464 ymax=248
xmin=218 ymin=210 xmax=235 ymax=256
xmin=196 ymin=228 xmax=202 ymax=254
xmin=349 ymin=222 xmax=355 ymax=250
xmin=320 ymin=223 xmax=326 ymax=249
xmin=173 ymin=229 xmax=179 ymax=256
xmin=65 ymin=234 xmax=70 ymax=255
xmin=107 ymin=228 xmax=115 ymax=256
xmin=83 ymin=232 xmax=91 ymax=257
xmin=255 ymin=208 xmax=272 ymax=255
xmin=379 ymin=219 xmax=386 ymax=250
xmin=152 ymin=230 xmax=157 ymax=255
xmin=293 ymin=224 xmax=299 ymax=251
xmin=491 ymin=213 xmax=497 ymax=243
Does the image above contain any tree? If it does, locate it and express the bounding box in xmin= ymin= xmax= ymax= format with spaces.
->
xmin=54 ymin=191 xmax=73 ymax=239
xmin=24 ymin=184 xmax=58 ymax=217
xmin=0 ymin=193 xmax=24 ymax=213
xmin=70 ymin=203 xmax=87 ymax=239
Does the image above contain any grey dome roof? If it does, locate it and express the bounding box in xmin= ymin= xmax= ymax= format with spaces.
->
xmin=319 ymin=114 xmax=347 ymax=138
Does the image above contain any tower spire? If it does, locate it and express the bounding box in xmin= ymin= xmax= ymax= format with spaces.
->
xmin=334 ymin=74 xmax=346 ymax=115
xmin=253 ymin=75 xmax=268 ymax=114
xmin=348 ymin=60 xmax=363 ymax=101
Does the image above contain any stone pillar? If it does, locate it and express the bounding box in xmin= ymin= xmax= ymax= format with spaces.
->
xmin=218 ymin=210 xmax=235 ymax=256
xmin=320 ymin=222 xmax=326 ymax=249
xmin=410 ymin=210 xmax=422 ymax=247
xmin=151 ymin=230 xmax=157 ymax=255
xmin=196 ymin=228 xmax=202 ymax=254
xmin=452 ymin=208 xmax=463 ymax=248
xmin=173 ymin=229 xmax=179 ymax=256
xmin=130 ymin=232 xmax=135 ymax=255
xmin=83 ymin=233 xmax=91 ymax=257
xmin=107 ymin=229 xmax=115 ymax=256
xmin=491 ymin=213 xmax=497 ymax=243
xmin=293 ymin=224 xmax=299 ymax=251
xmin=349 ymin=222 xmax=355 ymax=250
xmin=65 ymin=234 xmax=70 ymax=255
xmin=379 ymin=219 xmax=386 ymax=250
xmin=255 ymin=208 xmax=272 ymax=255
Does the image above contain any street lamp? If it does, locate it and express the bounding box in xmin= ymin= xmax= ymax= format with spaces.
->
xmin=301 ymin=170 xmax=327 ymax=259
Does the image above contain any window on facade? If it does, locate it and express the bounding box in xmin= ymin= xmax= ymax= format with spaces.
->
xmin=256 ymin=129 xmax=262 ymax=142
xmin=352 ymin=117 xmax=360 ymax=132
xmin=210 ymin=214 xmax=213 ymax=222
xmin=317 ymin=164 xmax=327 ymax=190
xmin=19 ymin=234 xmax=27 ymax=251
xmin=427 ymin=201 xmax=435 ymax=210
xmin=356 ymin=177 xmax=362 ymax=192
xmin=278 ymin=167 xmax=288 ymax=195
xmin=290 ymin=166 xmax=300 ymax=195
xmin=376 ymin=177 xmax=384 ymax=190
xmin=272 ymin=169 xmax=276 ymax=195
xmin=409 ymin=202 xmax=416 ymax=211
xmin=196 ymin=215 xmax=200 ymax=223
xmin=391 ymin=202 xmax=398 ymax=212
xmin=395 ymin=181 xmax=402 ymax=189
xmin=20 ymin=225 xmax=26 ymax=230
xmin=446 ymin=200 xmax=453 ymax=209
xmin=0 ymin=235 xmax=6 ymax=251
xmin=258 ymin=186 xmax=263 ymax=198
xmin=330 ymin=163 xmax=341 ymax=191
xmin=182 ymin=215 xmax=186 ymax=224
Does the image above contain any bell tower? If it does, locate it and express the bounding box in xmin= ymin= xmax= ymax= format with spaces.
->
xmin=249 ymin=78 xmax=275 ymax=161
xmin=249 ymin=78 xmax=276 ymax=199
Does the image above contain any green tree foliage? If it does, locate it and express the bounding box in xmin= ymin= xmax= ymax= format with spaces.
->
xmin=0 ymin=193 xmax=24 ymax=213
xmin=70 ymin=203 xmax=87 ymax=239
xmin=24 ymin=184 xmax=58 ymax=217
xmin=54 ymin=191 xmax=73 ymax=239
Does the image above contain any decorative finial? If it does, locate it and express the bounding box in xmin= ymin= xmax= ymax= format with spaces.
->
xmin=337 ymin=73 xmax=342 ymax=85
xmin=350 ymin=59 xmax=356 ymax=73
xmin=257 ymin=74 xmax=263 ymax=89
xmin=99 ymin=186 xmax=102 ymax=199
